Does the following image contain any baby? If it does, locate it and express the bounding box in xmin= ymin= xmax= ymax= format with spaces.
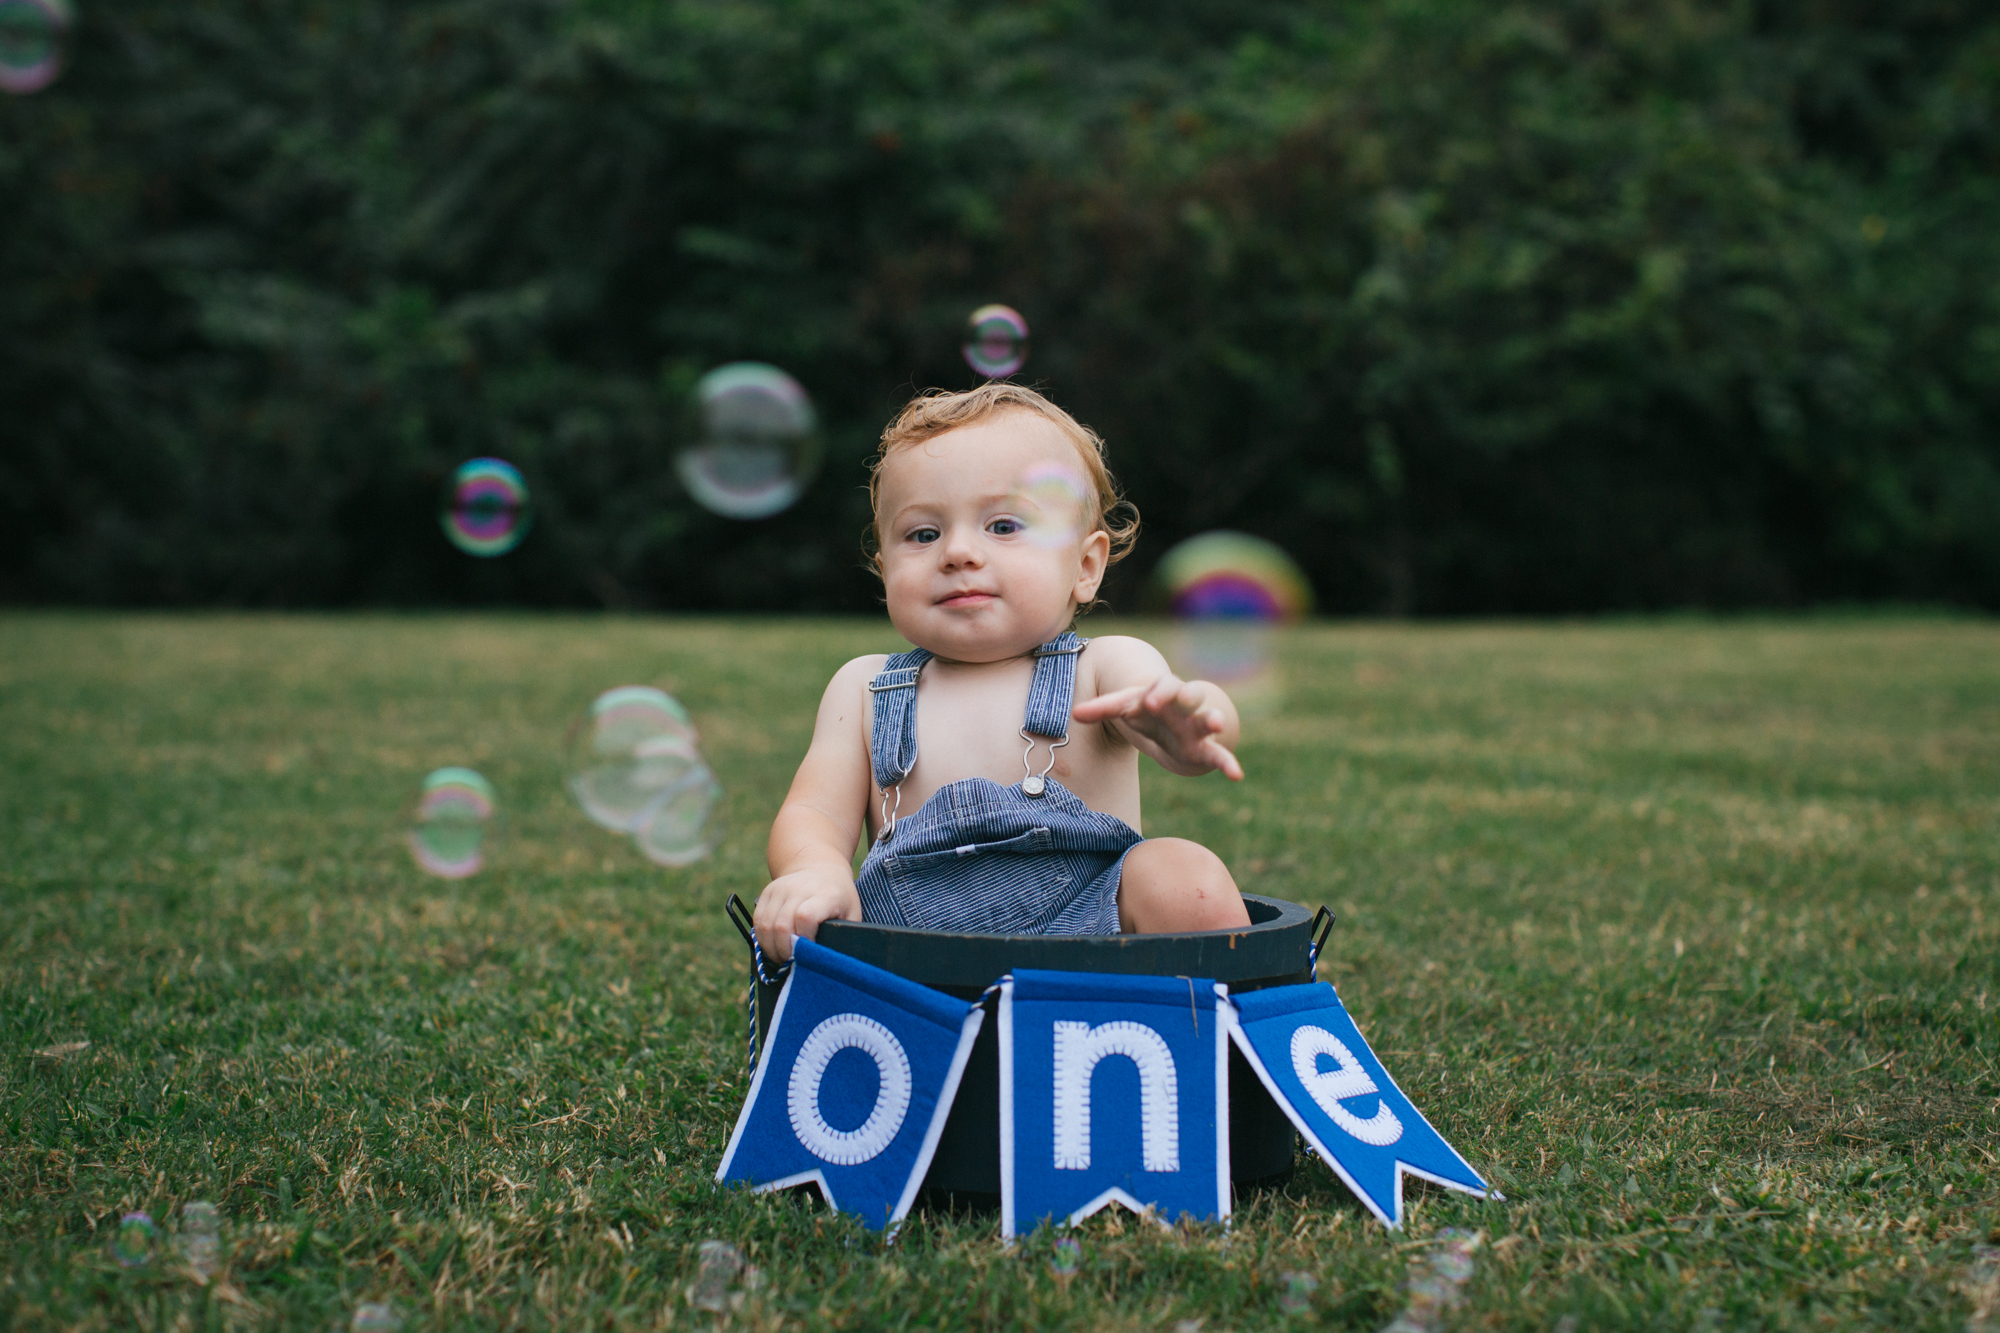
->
xmin=752 ymin=383 xmax=1252 ymax=959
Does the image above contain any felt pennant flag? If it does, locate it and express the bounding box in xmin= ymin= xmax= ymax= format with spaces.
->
xmin=715 ymin=937 xmax=984 ymax=1233
xmin=999 ymin=969 xmax=1231 ymax=1238
xmin=1229 ymin=982 xmax=1494 ymax=1228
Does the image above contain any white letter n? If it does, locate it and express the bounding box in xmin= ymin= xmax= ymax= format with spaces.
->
xmin=1051 ymin=1020 xmax=1180 ymax=1173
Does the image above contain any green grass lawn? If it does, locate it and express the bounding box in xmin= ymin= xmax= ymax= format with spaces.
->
xmin=2 ymin=612 xmax=1996 ymax=1331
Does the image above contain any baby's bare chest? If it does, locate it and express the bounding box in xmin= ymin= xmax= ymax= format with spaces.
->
xmin=863 ymin=660 xmax=1141 ymax=829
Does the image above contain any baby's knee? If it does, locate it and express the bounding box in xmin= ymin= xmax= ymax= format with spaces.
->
xmin=1117 ymin=838 xmax=1249 ymax=933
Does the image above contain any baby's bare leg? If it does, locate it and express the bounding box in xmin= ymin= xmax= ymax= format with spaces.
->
xmin=1116 ymin=838 xmax=1252 ymax=934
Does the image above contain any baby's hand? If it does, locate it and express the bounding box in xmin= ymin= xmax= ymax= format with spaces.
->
xmin=753 ymin=866 xmax=862 ymax=962
xmin=1072 ymin=673 xmax=1245 ymax=780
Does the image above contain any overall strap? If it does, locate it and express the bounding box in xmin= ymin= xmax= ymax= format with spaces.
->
xmin=1023 ymin=631 xmax=1089 ymax=739
xmin=867 ymin=648 xmax=932 ymax=790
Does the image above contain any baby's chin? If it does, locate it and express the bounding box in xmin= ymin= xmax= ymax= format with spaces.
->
xmin=890 ymin=607 xmax=1072 ymax=664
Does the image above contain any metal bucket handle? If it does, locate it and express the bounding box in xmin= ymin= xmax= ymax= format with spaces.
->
xmin=726 ymin=893 xmax=790 ymax=1079
xmin=1308 ymin=904 xmax=1335 ymax=974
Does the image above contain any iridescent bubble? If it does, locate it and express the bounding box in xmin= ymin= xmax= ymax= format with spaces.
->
xmin=407 ymin=767 xmax=497 ymax=879
xmin=351 ymin=1302 xmax=403 ymax=1332
xmin=1157 ymin=531 xmax=1312 ymax=624
xmin=632 ymin=762 xmax=725 ymax=868
xmin=1277 ymin=1270 xmax=1318 ymax=1314
xmin=1049 ymin=1237 xmax=1082 ymax=1280
xmin=112 ymin=1212 xmax=155 ymax=1268
xmin=177 ymin=1200 xmax=220 ymax=1281
xmin=1157 ymin=532 xmax=1310 ymax=716
xmin=1010 ymin=459 xmax=1091 ymax=550
xmin=962 ymin=304 xmax=1029 ymax=378
xmin=677 ymin=363 xmax=820 ymax=519
xmin=0 ymin=0 xmax=71 ymax=96
xmin=441 ymin=458 xmax=531 ymax=557
xmin=686 ymin=1239 xmax=745 ymax=1313
xmin=564 ymin=687 xmax=723 ymax=866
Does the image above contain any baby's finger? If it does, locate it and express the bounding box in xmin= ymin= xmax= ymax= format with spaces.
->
xmin=756 ymin=920 xmax=796 ymax=961
xmin=1072 ymin=684 xmax=1148 ymax=722
xmin=1204 ymin=738 xmax=1246 ymax=781
xmin=1141 ymin=674 xmax=1190 ymax=714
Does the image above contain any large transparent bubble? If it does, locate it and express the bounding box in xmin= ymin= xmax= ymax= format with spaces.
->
xmin=440 ymin=458 xmax=531 ymax=557
xmin=962 ymin=304 xmax=1029 ymax=379
xmin=1156 ymin=531 xmax=1312 ymax=716
xmin=0 ymin=0 xmax=71 ymax=97
xmin=632 ymin=762 xmax=725 ymax=868
xmin=564 ymin=686 xmax=723 ymax=866
xmin=677 ymin=363 xmax=819 ymax=519
xmin=407 ymin=767 xmax=498 ymax=879
xmin=1156 ymin=530 xmax=1312 ymax=623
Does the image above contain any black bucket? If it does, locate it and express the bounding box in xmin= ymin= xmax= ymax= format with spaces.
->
xmin=726 ymin=894 xmax=1331 ymax=1206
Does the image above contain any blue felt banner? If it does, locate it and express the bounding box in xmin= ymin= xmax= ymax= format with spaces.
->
xmin=1229 ymin=982 xmax=1493 ymax=1228
xmin=999 ymin=969 xmax=1231 ymax=1237
xmin=714 ymin=937 xmax=984 ymax=1233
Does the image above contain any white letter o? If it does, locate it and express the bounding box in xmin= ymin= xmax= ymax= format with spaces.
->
xmin=786 ymin=1014 xmax=913 ymax=1165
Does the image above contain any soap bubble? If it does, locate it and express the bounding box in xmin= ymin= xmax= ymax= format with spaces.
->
xmin=677 ymin=363 xmax=819 ymax=519
xmin=1049 ymin=1237 xmax=1082 ymax=1281
xmin=962 ymin=304 xmax=1028 ymax=378
xmin=177 ymin=1200 xmax=220 ymax=1281
xmin=1157 ymin=530 xmax=1312 ymax=624
xmin=351 ymin=1303 xmax=402 ymax=1332
xmin=564 ymin=687 xmax=723 ymax=867
xmin=1277 ymin=1270 xmax=1318 ymax=1314
xmin=407 ymin=767 xmax=497 ymax=879
xmin=632 ymin=763 xmax=725 ymax=868
xmin=441 ymin=458 xmax=531 ymax=557
xmin=112 ymin=1212 xmax=155 ymax=1267
xmin=687 ymin=1239 xmax=747 ymax=1313
xmin=564 ymin=686 xmax=699 ymax=832
xmin=1009 ymin=460 xmax=1091 ymax=549
xmin=1157 ymin=532 xmax=1310 ymax=717
xmin=0 ymin=0 xmax=71 ymax=96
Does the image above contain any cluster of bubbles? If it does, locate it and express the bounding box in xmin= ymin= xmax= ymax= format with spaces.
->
xmin=1156 ymin=531 xmax=1311 ymax=716
xmin=404 ymin=689 xmax=723 ymax=880
xmin=565 ymin=686 xmax=725 ymax=867
xmin=963 ymin=304 xmax=1030 ymax=379
xmin=440 ymin=458 xmax=532 ymax=557
xmin=430 ymin=303 xmax=1035 ymax=550
xmin=675 ymin=362 xmax=821 ymax=520
xmin=0 ymin=0 xmax=71 ymax=96
xmin=112 ymin=1201 xmax=222 ymax=1278
xmin=407 ymin=767 xmax=499 ymax=879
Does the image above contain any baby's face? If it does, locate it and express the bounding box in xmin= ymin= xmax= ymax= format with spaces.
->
xmin=875 ymin=412 xmax=1108 ymax=664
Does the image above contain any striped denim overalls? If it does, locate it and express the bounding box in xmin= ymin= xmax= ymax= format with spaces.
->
xmin=853 ymin=631 xmax=1144 ymax=935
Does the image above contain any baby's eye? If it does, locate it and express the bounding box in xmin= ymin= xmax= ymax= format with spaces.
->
xmin=987 ymin=517 xmax=1024 ymax=536
xmin=907 ymin=526 xmax=939 ymax=545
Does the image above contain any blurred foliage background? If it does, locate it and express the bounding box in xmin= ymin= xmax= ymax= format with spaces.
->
xmin=4 ymin=0 xmax=1997 ymax=613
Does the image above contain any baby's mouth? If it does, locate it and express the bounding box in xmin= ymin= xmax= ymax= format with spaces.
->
xmin=937 ymin=590 xmax=997 ymax=608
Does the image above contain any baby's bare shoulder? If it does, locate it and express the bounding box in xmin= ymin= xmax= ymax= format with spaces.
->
xmin=1078 ymin=634 xmax=1170 ymax=695
xmin=824 ymin=654 xmax=892 ymax=705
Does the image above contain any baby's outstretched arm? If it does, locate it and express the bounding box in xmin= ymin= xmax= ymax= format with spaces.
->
xmin=1071 ymin=636 xmax=1244 ymax=780
xmin=754 ymin=657 xmax=878 ymax=961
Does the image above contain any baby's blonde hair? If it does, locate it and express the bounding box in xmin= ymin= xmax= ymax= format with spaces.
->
xmin=865 ymin=383 xmax=1140 ymax=577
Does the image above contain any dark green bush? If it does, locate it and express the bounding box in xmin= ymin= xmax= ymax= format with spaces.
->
xmin=3 ymin=0 xmax=1996 ymax=611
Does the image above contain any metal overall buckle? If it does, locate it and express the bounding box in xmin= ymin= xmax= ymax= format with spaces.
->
xmin=1018 ymin=728 xmax=1068 ymax=798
